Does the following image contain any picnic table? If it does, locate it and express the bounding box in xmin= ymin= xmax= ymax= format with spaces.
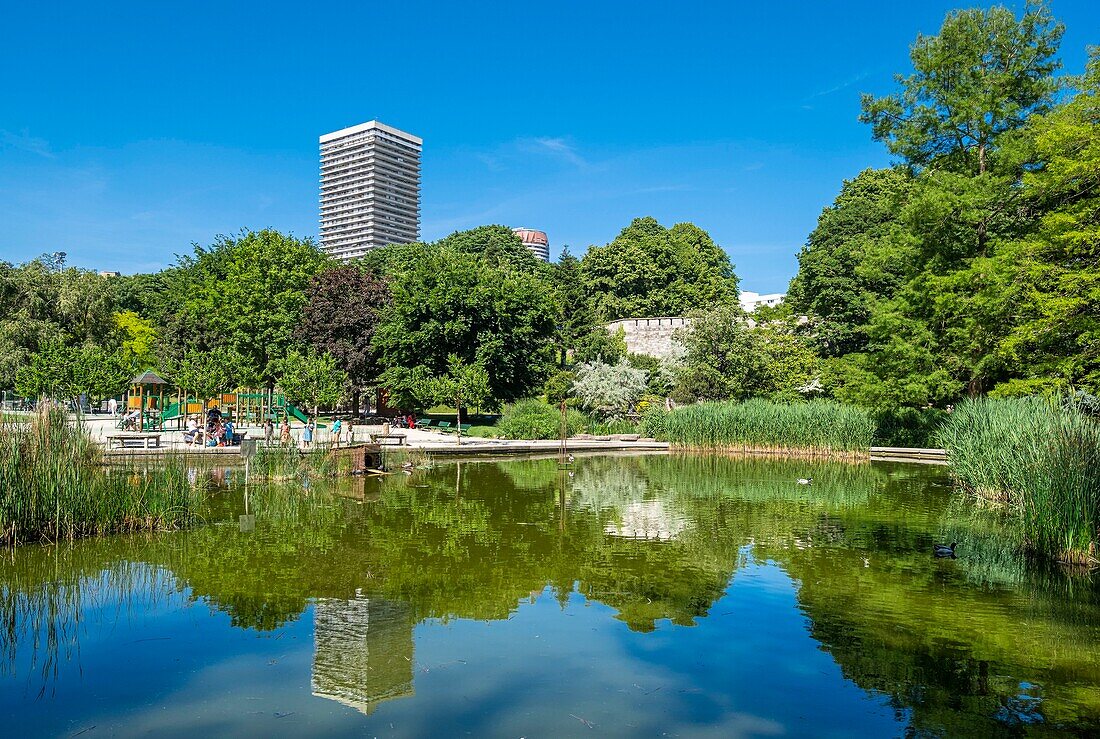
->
xmin=106 ymin=433 xmax=162 ymax=450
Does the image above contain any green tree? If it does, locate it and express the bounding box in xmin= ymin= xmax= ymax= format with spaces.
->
xmin=114 ymin=310 xmax=158 ymax=367
xmin=373 ymin=236 xmax=557 ymax=407
xmin=167 ymin=348 xmax=256 ymax=402
xmin=673 ymin=306 xmax=760 ymax=403
xmin=860 ymin=3 xmax=1063 ymax=175
xmin=991 ymin=48 xmax=1100 ymax=395
xmin=581 ymin=217 xmax=738 ymax=320
xmin=552 ymin=246 xmax=596 ymax=365
xmin=786 ymin=168 xmax=914 ymax=356
xmin=15 ymin=341 xmax=76 ymax=402
xmin=165 ymin=230 xmax=330 ymax=383
xmin=272 ymin=349 xmax=348 ymax=417
xmin=673 ymin=307 xmax=821 ymax=403
xmin=421 ymin=355 xmax=491 ymax=441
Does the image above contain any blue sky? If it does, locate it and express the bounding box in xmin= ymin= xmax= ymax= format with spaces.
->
xmin=1 ymin=1 xmax=1097 ymax=293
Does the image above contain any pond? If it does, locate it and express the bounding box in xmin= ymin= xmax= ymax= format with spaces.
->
xmin=2 ymin=454 xmax=1099 ymax=737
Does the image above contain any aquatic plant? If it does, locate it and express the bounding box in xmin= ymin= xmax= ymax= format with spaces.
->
xmin=0 ymin=407 xmax=199 ymax=545
xmin=661 ymin=399 xmax=875 ymax=457
xmin=936 ymin=396 xmax=1100 ymax=562
xmin=252 ymin=440 xmax=348 ymax=480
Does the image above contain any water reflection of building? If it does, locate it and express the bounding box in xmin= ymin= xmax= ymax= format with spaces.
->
xmin=312 ymin=593 xmax=414 ymax=714
xmin=604 ymin=500 xmax=686 ymax=541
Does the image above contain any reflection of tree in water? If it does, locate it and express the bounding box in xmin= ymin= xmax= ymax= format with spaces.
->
xmin=3 ymin=456 xmax=1100 ymax=732
xmin=568 ymin=456 xmax=689 ymax=541
xmin=312 ymin=594 xmax=413 ymax=715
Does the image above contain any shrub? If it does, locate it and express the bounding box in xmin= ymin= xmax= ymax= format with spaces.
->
xmin=496 ymin=399 xmax=588 ymax=440
xmin=543 ymin=370 xmax=575 ymax=405
xmin=572 ymin=359 xmax=648 ymax=419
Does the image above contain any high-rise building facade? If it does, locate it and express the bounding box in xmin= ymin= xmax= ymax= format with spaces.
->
xmin=512 ymin=227 xmax=550 ymax=261
xmin=319 ymin=121 xmax=421 ymax=261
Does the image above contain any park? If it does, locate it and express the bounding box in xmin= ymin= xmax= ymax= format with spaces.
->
xmin=1 ymin=3 xmax=1099 ymax=737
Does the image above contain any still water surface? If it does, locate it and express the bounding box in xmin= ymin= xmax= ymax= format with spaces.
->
xmin=2 ymin=454 xmax=1099 ymax=737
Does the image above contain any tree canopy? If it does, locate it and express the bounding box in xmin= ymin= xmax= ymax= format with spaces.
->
xmin=580 ymin=217 xmax=738 ymax=321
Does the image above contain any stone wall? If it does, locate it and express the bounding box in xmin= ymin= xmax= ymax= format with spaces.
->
xmin=606 ymin=317 xmax=690 ymax=360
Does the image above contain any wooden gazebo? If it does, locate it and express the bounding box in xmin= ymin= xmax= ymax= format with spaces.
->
xmin=126 ymin=369 xmax=170 ymax=431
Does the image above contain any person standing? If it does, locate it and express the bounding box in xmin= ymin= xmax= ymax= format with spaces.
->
xmin=264 ymin=418 xmax=274 ymax=444
xmin=302 ymin=417 xmax=315 ymax=448
xmin=331 ymin=418 xmax=342 ymax=448
xmin=279 ymin=418 xmax=291 ymax=446
xmin=108 ymin=397 xmax=118 ymax=416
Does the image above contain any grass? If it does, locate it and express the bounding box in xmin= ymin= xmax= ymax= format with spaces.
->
xmin=936 ymin=396 xmax=1100 ymax=563
xmin=659 ymin=399 xmax=875 ymax=457
xmin=0 ymin=406 xmax=200 ymax=545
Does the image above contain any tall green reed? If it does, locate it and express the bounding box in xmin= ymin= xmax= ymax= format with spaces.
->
xmin=0 ymin=407 xmax=199 ymax=545
xmin=661 ymin=399 xmax=875 ymax=456
xmin=937 ymin=397 xmax=1100 ymax=562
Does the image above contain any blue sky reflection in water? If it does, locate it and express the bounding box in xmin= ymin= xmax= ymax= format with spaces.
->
xmin=2 ymin=455 xmax=1098 ymax=736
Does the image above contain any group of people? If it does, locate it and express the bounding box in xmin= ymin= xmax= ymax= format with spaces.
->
xmin=176 ymin=409 xmax=361 ymax=449
xmin=182 ymin=406 xmax=237 ymax=447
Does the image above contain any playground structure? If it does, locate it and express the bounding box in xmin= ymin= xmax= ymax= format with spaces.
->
xmin=121 ymin=371 xmax=315 ymax=432
xmin=121 ymin=370 xmax=170 ymax=432
xmin=158 ymin=390 xmax=314 ymax=430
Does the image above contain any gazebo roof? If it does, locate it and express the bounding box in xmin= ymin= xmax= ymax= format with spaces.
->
xmin=130 ymin=369 xmax=169 ymax=386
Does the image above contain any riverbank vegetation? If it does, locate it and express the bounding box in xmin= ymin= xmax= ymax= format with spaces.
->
xmin=0 ymin=408 xmax=198 ymax=545
xmin=937 ymin=397 xmax=1100 ymax=563
xmin=657 ymin=399 xmax=874 ymax=457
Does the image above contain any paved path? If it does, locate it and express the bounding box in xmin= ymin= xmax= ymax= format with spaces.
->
xmin=80 ymin=416 xmax=669 ymax=456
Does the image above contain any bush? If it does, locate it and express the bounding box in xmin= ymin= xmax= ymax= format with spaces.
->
xmin=496 ymin=399 xmax=588 ymax=440
xmin=872 ymin=407 xmax=949 ymax=447
xmin=936 ymin=396 xmax=1100 ymax=562
xmin=663 ymin=399 xmax=874 ymax=455
xmin=572 ymin=359 xmax=648 ymax=419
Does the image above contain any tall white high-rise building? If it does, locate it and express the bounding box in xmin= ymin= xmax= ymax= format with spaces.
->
xmin=319 ymin=121 xmax=421 ymax=260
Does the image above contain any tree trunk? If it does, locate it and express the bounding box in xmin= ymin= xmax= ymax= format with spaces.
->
xmin=455 ymin=395 xmax=463 ymax=443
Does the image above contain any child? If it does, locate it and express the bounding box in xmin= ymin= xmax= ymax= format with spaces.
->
xmin=331 ymin=418 xmax=342 ymax=448
xmin=302 ymin=418 xmax=315 ymax=448
xmin=279 ymin=418 xmax=291 ymax=445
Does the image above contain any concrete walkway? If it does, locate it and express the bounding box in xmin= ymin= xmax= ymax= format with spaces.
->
xmin=79 ymin=416 xmax=670 ymax=457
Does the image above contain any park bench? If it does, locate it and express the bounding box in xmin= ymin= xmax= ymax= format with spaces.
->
xmin=441 ymin=423 xmax=472 ymax=435
xmin=415 ymin=418 xmax=434 ymax=429
xmin=435 ymin=421 xmax=451 ymax=432
xmin=370 ymin=433 xmax=407 ymax=446
xmin=106 ymin=433 xmax=161 ymax=450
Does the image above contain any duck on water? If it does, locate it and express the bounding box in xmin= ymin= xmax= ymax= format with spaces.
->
xmin=934 ymin=542 xmax=958 ymax=558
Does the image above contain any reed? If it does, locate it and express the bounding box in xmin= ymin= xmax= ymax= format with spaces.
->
xmin=252 ymin=440 xmax=348 ymax=480
xmin=0 ymin=407 xmax=199 ymax=545
xmin=936 ymin=396 xmax=1100 ymax=563
xmin=661 ymin=399 xmax=875 ymax=457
